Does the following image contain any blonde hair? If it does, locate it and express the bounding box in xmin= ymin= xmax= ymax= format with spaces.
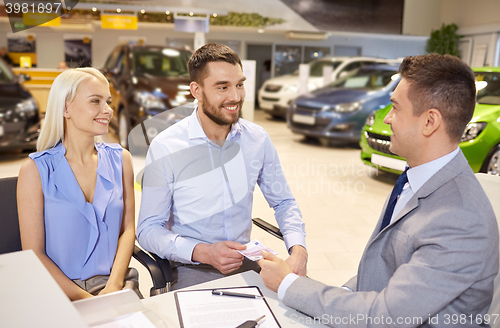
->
xmin=36 ymin=68 xmax=109 ymax=151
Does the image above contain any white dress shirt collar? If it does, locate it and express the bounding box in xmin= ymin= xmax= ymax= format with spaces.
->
xmin=406 ymin=147 xmax=460 ymax=194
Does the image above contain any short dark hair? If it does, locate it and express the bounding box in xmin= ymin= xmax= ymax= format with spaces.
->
xmin=188 ymin=43 xmax=242 ymax=84
xmin=399 ymin=54 xmax=476 ymax=142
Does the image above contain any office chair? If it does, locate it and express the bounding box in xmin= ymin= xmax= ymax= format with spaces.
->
xmin=252 ymin=217 xmax=283 ymax=240
xmin=0 ymin=177 xmax=22 ymax=254
xmin=0 ymin=176 xmax=168 ymax=297
xmin=475 ymin=173 xmax=500 ymax=318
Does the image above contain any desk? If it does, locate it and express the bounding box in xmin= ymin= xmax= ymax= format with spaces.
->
xmin=0 ymin=250 xmax=87 ymax=328
xmin=141 ymin=271 xmax=328 ymax=328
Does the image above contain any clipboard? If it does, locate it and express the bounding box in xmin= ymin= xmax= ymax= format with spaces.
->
xmin=174 ymin=286 xmax=281 ymax=328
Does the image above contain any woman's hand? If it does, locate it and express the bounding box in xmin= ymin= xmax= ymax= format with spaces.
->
xmin=97 ymin=281 xmax=123 ymax=296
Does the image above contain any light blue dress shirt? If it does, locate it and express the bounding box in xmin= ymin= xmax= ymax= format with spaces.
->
xmin=137 ymin=109 xmax=306 ymax=264
xmin=30 ymin=142 xmax=124 ymax=280
xmin=277 ymin=148 xmax=460 ymax=299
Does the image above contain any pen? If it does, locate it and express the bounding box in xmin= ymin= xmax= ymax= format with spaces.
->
xmin=212 ymin=290 xmax=263 ymax=299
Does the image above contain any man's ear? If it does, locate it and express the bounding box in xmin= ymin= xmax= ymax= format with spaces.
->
xmin=190 ymin=81 xmax=202 ymax=101
xmin=422 ymin=108 xmax=442 ymax=137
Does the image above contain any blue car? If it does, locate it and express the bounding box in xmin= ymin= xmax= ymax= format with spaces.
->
xmin=287 ymin=64 xmax=400 ymax=143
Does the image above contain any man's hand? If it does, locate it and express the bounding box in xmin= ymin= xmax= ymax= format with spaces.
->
xmin=258 ymin=250 xmax=293 ymax=292
xmin=286 ymin=245 xmax=308 ymax=276
xmin=192 ymin=241 xmax=246 ymax=274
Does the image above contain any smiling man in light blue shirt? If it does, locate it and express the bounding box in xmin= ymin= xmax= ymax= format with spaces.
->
xmin=137 ymin=44 xmax=307 ymax=289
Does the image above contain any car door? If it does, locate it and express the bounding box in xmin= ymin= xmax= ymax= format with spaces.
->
xmin=107 ymin=49 xmax=127 ymax=129
xmin=102 ymin=48 xmax=121 ymax=128
xmin=114 ymin=48 xmax=137 ymax=145
xmin=118 ymin=48 xmax=133 ymax=119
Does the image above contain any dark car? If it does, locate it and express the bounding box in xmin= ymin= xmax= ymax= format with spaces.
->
xmin=127 ymin=105 xmax=195 ymax=157
xmin=0 ymin=58 xmax=40 ymax=152
xmin=287 ymin=64 xmax=400 ymax=143
xmin=101 ymin=44 xmax=196 ymax=148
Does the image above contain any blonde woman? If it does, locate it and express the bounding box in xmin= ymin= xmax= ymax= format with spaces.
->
xmin=17 ymin=68 xmax=139 ymax=300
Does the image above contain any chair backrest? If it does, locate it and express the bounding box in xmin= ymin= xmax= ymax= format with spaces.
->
xmin=0 ymin=177 xmax=22 ymax=254
xmin=475 ymin=173 xmax=500 ymax=317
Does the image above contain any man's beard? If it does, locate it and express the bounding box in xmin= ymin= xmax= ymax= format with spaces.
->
xmin=200 ymin=91 xmax=243 ymax=126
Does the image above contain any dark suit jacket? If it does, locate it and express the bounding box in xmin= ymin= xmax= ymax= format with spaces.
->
xmin=284 ymin=151 xmax=499 ymax=327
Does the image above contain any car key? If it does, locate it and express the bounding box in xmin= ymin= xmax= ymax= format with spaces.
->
xmin=235 ymin=315 xmax=265 ymax=328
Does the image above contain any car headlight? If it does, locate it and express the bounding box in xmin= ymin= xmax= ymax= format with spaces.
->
xmin=283 ymin=85 xmax=298 ymax=94
xmin=365 ymin=111 xmax=376 ymax=127
xmin=461 ymin=122 xmax=487 ymax=142
xmin=306 ymin=83 xmax=317 ymax=91
xmin=134 ymin=91 xmax=167 ymax=110
xmin=15 ymin=97 xmax=38 ymax=117
xmin=334 ymin=101 xmax=362 ymax=113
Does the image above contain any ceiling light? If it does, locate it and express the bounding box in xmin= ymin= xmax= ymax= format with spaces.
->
xmin=286 ymin=31 xmax=328 ymax=40
xmin=116 ymin=8 xmax=121 ymax=13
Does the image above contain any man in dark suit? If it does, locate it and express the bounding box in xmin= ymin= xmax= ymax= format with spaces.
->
xmin=259 ymin=54 xmax=499 ymax=327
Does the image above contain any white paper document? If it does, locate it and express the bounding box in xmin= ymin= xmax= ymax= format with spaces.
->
xmin=175 ymin=286 xmax=281 ymax=328
xmin=238 ymin=239 xmax=278 ymax=261
xmin=91 ymin=311 xmax=157 ymax=328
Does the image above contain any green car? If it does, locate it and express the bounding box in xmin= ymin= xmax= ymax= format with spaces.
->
xmin=360 ymin=67 xmax=500 ymax=175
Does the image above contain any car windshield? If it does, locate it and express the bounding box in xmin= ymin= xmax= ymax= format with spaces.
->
xmin=132 ymin=48 xmax=191 ymax=77
xmin=291 ymin=60 xmax=343 ymax=77
xmin=329 ymin=68 xmax=398 ymax=90
xmin=0 ymin=60 xmax=15 ymax=83
xmin=475 ymin=72 xmax=500 ymax=105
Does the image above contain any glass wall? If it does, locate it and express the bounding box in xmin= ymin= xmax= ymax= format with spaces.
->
xmin=273 ymin=44 xmax=332 ymax=77
xmin=304 ymin=46 xmax=331 ymax=63
xmin=273 ymin=45 xmax=302 ymax=77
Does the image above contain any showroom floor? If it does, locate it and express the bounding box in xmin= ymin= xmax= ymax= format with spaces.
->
xmin=0 ymin=109 xmax=398 ymax=297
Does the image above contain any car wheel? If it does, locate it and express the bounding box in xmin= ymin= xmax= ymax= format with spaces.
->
xmin=304 ymin=136 xmax=319 ymax=142
xmin=118 ymin=110 xmax=130 ymax=149
xmin=301 ymin=136 xmax=321 ymax=145
xmin=482 ymin=144 xmax=500 ymax=175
